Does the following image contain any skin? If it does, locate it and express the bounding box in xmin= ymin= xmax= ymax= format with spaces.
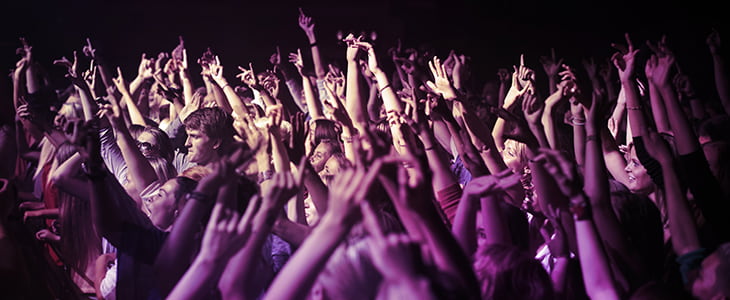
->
xmin=691 ymin=252 xmax=724 ymax=300
xmin=147 ymin=179 xmax=181 ymax=231
xmin=623 ymin=146 xmax=654 ymax=195
xmin=318 ymin=155 xmax=343 ymax=186
xmin=136 ymin=131 xmax=160 ymax=157
xmin=185 ymin=129 xmax=218 ymax=165
xmin=309 ymin=142 xmax=336 ymax=173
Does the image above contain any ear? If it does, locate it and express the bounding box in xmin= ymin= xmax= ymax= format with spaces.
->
xmin=212 ymin=138 xmax=222 ymax=150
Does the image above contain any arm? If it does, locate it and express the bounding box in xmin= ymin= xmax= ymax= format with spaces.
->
xmin=113 ymin=67 xmax=147 ymax=126
xmin=707 ymin=29 xmax=730 ymax=114
xmin=298 ymin=8 xmax=326 ymax=79
xmin=645 ymin=56 xmax=672 ymax=134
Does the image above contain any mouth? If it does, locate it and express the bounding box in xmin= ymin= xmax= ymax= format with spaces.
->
xmin=627 ymin=174 xmax=636 ymax=182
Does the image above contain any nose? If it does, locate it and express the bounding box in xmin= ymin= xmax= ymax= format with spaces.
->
xmin=624 ymin=164 xmax=632 ymax=173
xmin=184 ymin=136 xmax=192 ymax=148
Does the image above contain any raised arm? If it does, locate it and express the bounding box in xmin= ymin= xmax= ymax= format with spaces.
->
xmin=298 ymin=8 xmax=326 ymax=79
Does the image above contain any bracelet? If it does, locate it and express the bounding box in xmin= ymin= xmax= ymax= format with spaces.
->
xmin=379 ymin=84 xmax=391 ymax=94
xmin=221 ymin=84 xmax=230 ymax=90
xmin=342 ymin=135 xmax=359 ymax=143
xmin=258 ymin=170 xmax=274 ymax=184
xmin=424 ymin=146 xmax=434 ymax=151
xmin=571 ymin=118 xmax=586 ymax=126
xmin=586 ymin=135 xmax=599 ymax=142
xmin=627 ymin=106 xmax=642 ymax=110
xmin=309 ymin=42 xmax=318 ymax=47
xmin=186 ymin=191 xmax=212 ymax=204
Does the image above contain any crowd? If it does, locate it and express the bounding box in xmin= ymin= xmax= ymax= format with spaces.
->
xmin=0 ymin=7 xmax=729 ymax=300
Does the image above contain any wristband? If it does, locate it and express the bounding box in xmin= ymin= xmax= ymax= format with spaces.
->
xmin=627 ymin=106 xmax=642 ymax=111
xmin=309 ymin=42 xmax=318 ymax=47
xmin=258 ymin=170 xmax=274 ymax=184
xmin=586 ymin=135 xmax=599 ymax=143
xmin=379 ymin=84 xmax=391 ymax=94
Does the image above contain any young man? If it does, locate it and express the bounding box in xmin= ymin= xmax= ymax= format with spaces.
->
xmin=172 ymin=107 xmax=235 ymax=173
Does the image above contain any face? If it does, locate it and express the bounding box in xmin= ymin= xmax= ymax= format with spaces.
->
xmin=624 ymin=146 xmax=654 ymax=195
xmin=185 ymin=129 xmax=218 ymax=165
xmin=502 ymin=141 xmax=523 ymax=174
xmin=310 ymin=142 xmax=335 ymax=173
xmin=137 ymin=131 xmax=160 ymax=157
xmin=691 ymin=252 xmax=722 ymax=300
xmin=318 ymin=156 xmax=343 ymax=186
xmin=147 ymin=179 xmax=181 ymax=231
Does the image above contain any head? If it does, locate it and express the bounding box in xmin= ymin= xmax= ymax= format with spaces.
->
xmin=692 ymin=243 xmax=730 ymax=300
xmin=502 ymin=139 xmax=528 ymax=174
xmin=309 ymin=119 xmax=342 ymax=149
xmin=311 ymin=237 xmax=382 ymax=300
xmin=473 ymin=244 xmax=554 ymax=300
xmin=137 ymin=126 xmax=174 ymax=161
xmin=624 ymin=143 xmax=655 ymax=195
xmin=310 ymin=140 xmax=341 ymax=173
xmin=184 ymin=107 xmax=234 ymax=165
xmin=144 ymin=176 xmax=198 ymax=231
xmin=53 ymin=98 xmax=83 ymax=130
xmin=319 ymin=152 xmax=351 ymax=186
xmin=257 ymin=70 xmax=280 ymax=97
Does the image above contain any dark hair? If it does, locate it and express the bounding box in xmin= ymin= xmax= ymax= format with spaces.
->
xmin=474 ymin=244 xmax=555 ymax=300
xmin=312 ymin=119 xmax=341 ymax=147
xmin=129 ymin=124 xmax=146 ymax=140
xmin=142 ymin=126 xmax=174 ymax=161
xmin=183 ymin=107 xmax=235 ymax=154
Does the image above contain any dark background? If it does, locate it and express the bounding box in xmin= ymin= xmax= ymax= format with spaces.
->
xmin=1 ymin=0 xmax=728 ymax=104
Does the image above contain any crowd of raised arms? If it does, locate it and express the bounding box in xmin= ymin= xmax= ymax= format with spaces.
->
xmin=1 ymin=7 xmax=730 ymax=300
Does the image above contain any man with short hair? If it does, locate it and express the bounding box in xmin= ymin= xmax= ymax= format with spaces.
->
xmin=172 ymin=107 xmax=235 ymax=172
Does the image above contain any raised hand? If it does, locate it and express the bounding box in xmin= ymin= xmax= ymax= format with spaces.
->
xmin=522 ymin=90 xmax=544 ymax=126
xmin=707 ymin=29 xmax=722 ymax=55
xmin=288 ymin=48 xmax=304 ymax=73
xmin=236 ymin=63 xmax=263 ymax=90
xmin=611 ymin=33 xmax=640 ymax=83
xmin=197 ymin=196 xmax=258 ymax=261
xmin=137 ymin=53 xmax=155 ymax=80
xmin=208 ymin=56 xmax=228 ymax=87
xmin=642 ymin=130 xmax=673 ymax=164
xmin=532 ymin=148 xmax=582 ymax=199
xmin=262 ymin=171 xmax=303 ymax=211
xmin=540 ymin=48 xmax=564 ymax=79
xmin=351 ymin=41 xmax=380 ymax=75
xmin=515 ymin=54 xmax=536 ymax=89
xmin=112 ymin=67 xmax=129 ymax=94
xmin=297 ymin=7 xmax=315 ymax=36
xmin=343 ymin=33 xmax=363 ymax=62
xmin=14 ymin=38 xmax=32 ymax=79
xmin=82 ymin=38 xmax=97 ymax=58
xmin=425 ymin=56 xmax=458 ymax=100
xmin=361 ymin=201 xmax=421 ymax=280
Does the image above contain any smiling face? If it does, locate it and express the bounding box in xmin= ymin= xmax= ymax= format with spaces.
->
xmin=624 ymin=146 xmax=654 ymax=195
xmin=310 ymin=142 xmax=337 ymax=173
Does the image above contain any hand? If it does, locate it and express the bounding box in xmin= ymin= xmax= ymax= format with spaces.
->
xmin=288 ymin=48 xmax=304 ymax=74
xmin=266 ymin=104 xmax=283 ymax=131
xmin=539 ymin=48 xmax=564 ymax=78
xmin=582 ymin=57 xmax=599 ymax=80
xmin=343 ymin=34 xmax=363 ymax=62
xmin=269 ymin=46 xmax=281 ymax=66
xmin=112 ymin=67 xmax=129 ymax=95
xmin=236 ymin=63 xmax=263 ymax=90
xmin=649 ymin=53 xmax=675 ymax=87
xmin=361 ymin=201 xmax=421 ymax=280
xmin=262 ymin=171 xmax=304 ymax=211
xmin=326 ymin=161 xmax=383 ymax=224
xmin=642 ymin=130 xmax=673 ymax=164
xmin=514 ymin=54 xmax=535 ymax=89
xmin=14 ymin=38 xmax=32 ymax=79
xmin=646 ymin=34 xmax=673 ymax=58
xmin=208 ymin=56 xmax=228 ymax=87
xmin=24 ymin=210 xmax=42 ymax=223
xmin=462 ymin=169 xmax=521 ymax=200
xmin=707 ymin=29 xmax=722 ymax=56
xmin=197 ymin=197 xmax=257 ymax=261
xmin=450 ymin=51 xmax=470 ymax=86
xmin=35 ymin=229 xmax=60 ymax=242
xmin=351 ymin=41 xmax=380 ymax=75
xmin=532 ymin=148 xmax=582 ymax=198
xmin=673 ymin=72 xmax=696 ymax=100
xmin=53 ymin=51 xmax=82 ymax=85
xmin=585 ymin=88 xmax=608 ymax=130
xmin=82 ymin=38 xmax=97 ymax=58
xmin=497 ymin=68 xmax=511 ymax=84
xmin=522 ymin=90 xmax=544 ymax=126
xmin=425 ymin=56 xmax=458 ymax=100
xmin=137 ymin=53 xmax=155 ymax=80
xmin=297 ymin=7 xmax=315 ymax=37
xmin=286 ymin=112 xmax=309 ymax=164
xmin=611 ymin=33 xmax=640 ymax=83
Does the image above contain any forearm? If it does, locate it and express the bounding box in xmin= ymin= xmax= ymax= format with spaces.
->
xmin=600 ymin=128 xmax=631 ymax=187
xmin=263 ymin=216 xmax=350 ymax=300
xmin=120 ymin=90 xmax=146 ymax=126
xmin=452 ymin=194 xmax=478 ymax=256
xmin=373 ymin=70 xmax=403 ymax=113
xmin=209 ymin=79 xmax=232 ymax=114
xmin=573 ymin=124 xmax=586 ymax=169
xmin=542 ymin=105 xmax=558 ymax=149
xmin=480 ymin=195 xmax=511 ymax=245
xmin=76 ymin=85 xmax=97 ymax=121
xmin=345 ymin=61 xmax=367 ymax=132
xmin=622 ymin=79 xmax=647 ymax=137
xmin=168 ymin=257 xmax=226 ymax=300
xmin=661 ymin=162 xmax=701 ymax=256
xmin=711 ymin=54 xmax=730 ymax=114
xmin=112 ymin=122 xmax=157 ymax=198
xmin=180 ymin=71 xmax=194 ymax=106
xmin=302 ymin=76 xmax=323 ymax=119
xmin=648 ymin=84 xmax=671 ymax=133
xmin=658 ymin=85 xmax=699 ymax=155
xmin=575 ymin=217 xmax=620 ymax=300
xmin=25 ymin=64 xmax=40 ymax=94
